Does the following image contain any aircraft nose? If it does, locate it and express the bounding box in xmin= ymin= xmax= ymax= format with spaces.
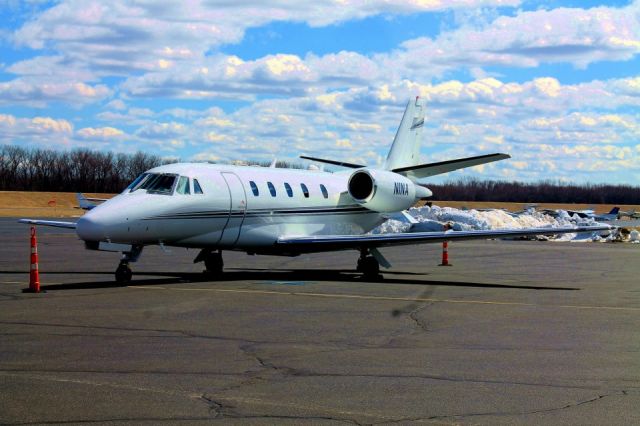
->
xmin=76 ymin=214 xmax=105 ymax=241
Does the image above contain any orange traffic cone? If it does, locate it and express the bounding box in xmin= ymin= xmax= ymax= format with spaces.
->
xmin=439 ymin=223 xmax=453 ymax=267
xmin=23 ymin=226 xmax=41 ymax=293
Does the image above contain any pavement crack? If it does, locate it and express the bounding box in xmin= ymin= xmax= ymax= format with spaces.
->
xmin=0 ymin=368 xmax=240 ymax=377
xmin=239 ymin=343 xmax=297 ymax=376
xmin=200 ymin=394 xmax=235 ymax=418
xmin=282 ymin=370 xmax=614 ymax=392
xmin=0 ymin=319 xmax=270 ymax=345
xmin=0 ymin=371 xmax=202 ymax=400
xmin=390 ymin=286 xmax=436 ymax=335
xmin=199 ymin=394 xmax=364 ymax=425
xmin=427 ymin=391 xmax=623 ymax=421
xmin=230 ymin=414 xmax=362 ymax=424
xmin=9 ymin=415 xmax=216 ymax=424
xmin=408 ymin=304 xmax=430 ymax=333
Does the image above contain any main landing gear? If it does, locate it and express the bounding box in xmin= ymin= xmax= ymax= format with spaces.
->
xmin=194 ymin=249 xmax=224 ymax=276
xmin=115 ymin=262 xmax=132 ymax=284
xmin=357 ymin=249 xmax=382 ymax=280
xmin=115 ymin=245 xmax=143 ymax=284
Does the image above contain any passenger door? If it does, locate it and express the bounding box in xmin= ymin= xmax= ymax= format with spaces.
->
xmin=219 ymin=172 xmax=247 ymax=247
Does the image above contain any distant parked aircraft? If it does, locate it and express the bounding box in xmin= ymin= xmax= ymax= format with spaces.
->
xmin=540 ymin=207 xmax=619 ymax=222
xmin=75 ymin=193 xmax=109 ymax=210
xmin=591 ymin=207 xmax=620 ymax=222
xmin=618 ymin=209 xmax=640 ymax=220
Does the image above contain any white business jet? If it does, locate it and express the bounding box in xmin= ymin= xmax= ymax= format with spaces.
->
xmin=21 ymin=98 xmax=609 ymax=283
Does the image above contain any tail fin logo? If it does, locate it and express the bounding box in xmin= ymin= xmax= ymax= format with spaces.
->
xmin=410 ymin=117 xmax=424 ymax=130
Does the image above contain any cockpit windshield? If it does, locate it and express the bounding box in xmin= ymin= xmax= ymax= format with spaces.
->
xmin=125 ymin=173 xmax=150 ymax=192
xmin=140 ymin=173 xmax=177 ymax=194
xmin=126 ymin=173 xmax=177 ymax=195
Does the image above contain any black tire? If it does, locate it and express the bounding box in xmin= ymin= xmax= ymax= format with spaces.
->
xmin=360 ymin=256 xmax=381 ymax=280
xmin=115 ymin=263 xmax=132 ymax=284
xmin=204 ymin=252 xmax=224 ymax=275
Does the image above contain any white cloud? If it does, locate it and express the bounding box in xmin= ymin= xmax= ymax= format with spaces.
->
xmin=11 ymin=0 xmax=518 ymax=77
xmin=0 ymin=113 xmax=73 ymax=146
xmin=6 ymin=1 xmax=640 ymax=108
xmin=135 ymin=122 xmax=185 ymax=139
xmin=117 ymin=2 xmax=640 ymax=101
xmin=391 ymin=2 xmax=640 ymax=74
xmin=77 ymin=126 xmax=125 ymax=140
xmin=105 ymin=99 xmax=126 ymax=110
xmin=121 ymin=52 xmax=377 ymax=99
xmin=0 ymin=78 xmax=110 ymax=106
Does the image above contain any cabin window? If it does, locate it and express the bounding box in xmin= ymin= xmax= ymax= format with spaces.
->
xmin=176 ymin=176 xmax=190 ymax=194
xmin=320 ymin=184 xmax=328 ymax=199
xmin=284 ymin=182 xmax=293 ymax=197
xmin=193 ymin=179 xmax=204 ymax=194
xmin=139 ymin=173 xmax=177 ymax=195
xmin=126 ymin=173 xmax=150 ymax=192
xmin=249 ymin=181 xmax=259 ymax=196
xmin=300 ymin=183 xmax=309 ymax=198
xmin=267 ymin=181 xmax=277 ymax=197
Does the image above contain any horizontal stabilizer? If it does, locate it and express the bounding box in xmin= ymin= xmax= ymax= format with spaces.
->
xmin=276 ymin=224 xmax=611 ymax=253
xmin=393 ymin=153 xmax=510 ymax=179
xmin=18 ymin=219 xmax=77 ymax=229
xmin=300 ymin=155 xmax=364 ymax=169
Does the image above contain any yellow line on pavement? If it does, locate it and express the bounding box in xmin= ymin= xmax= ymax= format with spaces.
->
xmin=127 ymin=286 xmax=640 ymax=312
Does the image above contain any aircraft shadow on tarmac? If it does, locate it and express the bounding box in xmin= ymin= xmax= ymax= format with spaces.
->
xmin=0 ymin=268 xmax=579 ymax=291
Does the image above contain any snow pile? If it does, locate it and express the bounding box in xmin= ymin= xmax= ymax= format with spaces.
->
xmin=373 ymin=204 xmax=613 ymax=242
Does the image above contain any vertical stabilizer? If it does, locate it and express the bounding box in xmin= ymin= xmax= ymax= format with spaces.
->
xmin=383 ymin=97 xmax=424 ymax=170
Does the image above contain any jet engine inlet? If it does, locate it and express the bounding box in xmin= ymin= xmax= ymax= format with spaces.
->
xmin=347 ymin=168 xmax=424 ymax=212
xmin=348 ymin=171 xmax=374 ymax=200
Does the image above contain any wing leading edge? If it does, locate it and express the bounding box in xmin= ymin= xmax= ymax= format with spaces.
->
xmin=18 ymin=219 xmax=77 ymax=229
xmin=276 ymin=224 xmax=612 ymax=253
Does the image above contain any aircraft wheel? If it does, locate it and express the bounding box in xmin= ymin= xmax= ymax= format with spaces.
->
xmin=204 ymin=251 xmax=224 ymax=275
xmin=359 ymin=256 xmax=381 ymax=280
xmin=115 ymin=262 xmax=132 ymax=284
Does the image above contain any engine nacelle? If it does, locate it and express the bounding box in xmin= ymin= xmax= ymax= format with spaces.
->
xmin=347 ymin=169 xmax=431 ymax=212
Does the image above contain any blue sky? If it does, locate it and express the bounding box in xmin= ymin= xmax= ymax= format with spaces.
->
xmin=1 ymin=0 xmax=639 ymax=184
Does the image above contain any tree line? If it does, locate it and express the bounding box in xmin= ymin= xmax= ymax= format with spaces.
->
xmin=0 ymin=145 xmax=167 ymax=193
xmin=428 ymin=178 xmax=640 ymax=205
xmin=1 ymin=145 xmax=639 ymax=204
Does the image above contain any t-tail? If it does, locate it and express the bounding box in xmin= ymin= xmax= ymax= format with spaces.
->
xmin=301 ymin=96 xmax=511 ymax=183
xmin=383 ymin=96 xmax=424 ymax=171
xmin=382 ymin=97 xmax=510 ymax=181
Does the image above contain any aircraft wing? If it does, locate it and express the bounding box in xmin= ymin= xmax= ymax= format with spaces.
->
xmin=276 ymin=224 xmax=611 ymax=253
xmin=392 ymin=153 xmax=510 ymax=179
xmin=299 ymin=155 xmax=365 ymax=169
xmin=18 ymin=219 xmax=77 ymax=229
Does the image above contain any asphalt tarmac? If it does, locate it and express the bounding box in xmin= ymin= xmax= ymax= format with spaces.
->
xmin=1 ymin=217 xmax=639 ymax=425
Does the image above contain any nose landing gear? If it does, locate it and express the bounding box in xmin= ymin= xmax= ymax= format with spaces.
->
xmin=114 ymin=245 xmax=143 ymax=284
xmin=115 ymin=261 xmax=132 ymax=284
